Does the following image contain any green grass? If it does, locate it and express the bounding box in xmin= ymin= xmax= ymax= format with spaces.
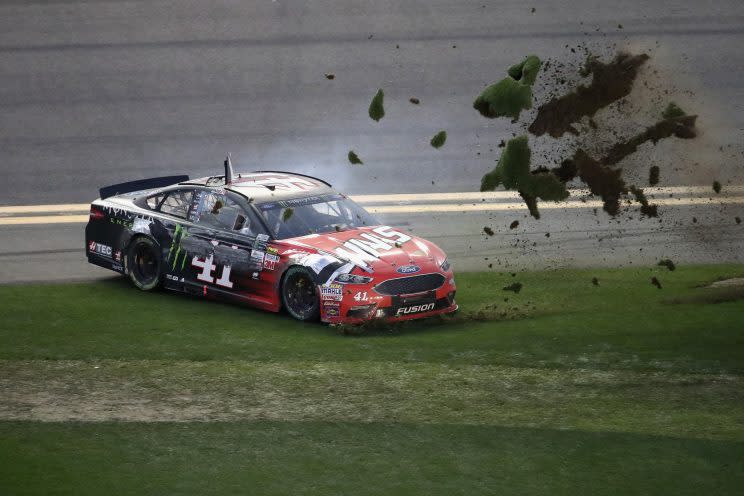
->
xmin=1 ymin=265 xmax=743 ymax=494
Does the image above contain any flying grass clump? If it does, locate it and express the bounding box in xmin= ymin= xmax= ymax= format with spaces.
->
xmin=480 ymin=136 xmax=569 ymax=218
xmin=473 ymin=55 xmax=541 ymax=121
xmin=507 ymin=55 xmax=542 ymax=85
xmin=713 ymin=181 xmax=722 ymax=194
xmin=662 ymin=102 xmax=686 ymax=120
xmin=348 ymin=150 xmax=363 ymax=165
xmin=368 ymin=89 xmax=385 ymax=121
xmin=430 ymin=130 xmax=447 ymax=149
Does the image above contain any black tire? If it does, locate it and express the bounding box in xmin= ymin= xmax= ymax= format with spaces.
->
xmin=281 ymin=266 xmax=320 ymax=321
xmin=126 ymin=236 xmax=162 ymax=291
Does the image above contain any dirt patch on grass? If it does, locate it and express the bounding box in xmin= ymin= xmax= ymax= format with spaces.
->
xmin=665 ymin=286 xmax=744 ymax=305
xmin=1 ymin=360 xmax=741 ymax=440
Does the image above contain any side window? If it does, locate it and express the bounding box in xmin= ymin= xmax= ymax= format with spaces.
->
xmin=159 ymin=189 xmax=194 ymax=219
xmin=146 ymin=193 xmax=165 ymax=210
xmin=194 ymin=191 xmax=258 ymax=236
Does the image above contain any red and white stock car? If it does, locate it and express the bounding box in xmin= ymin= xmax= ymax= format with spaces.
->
xmin=85 ymin=162 xmax=457 ymax=324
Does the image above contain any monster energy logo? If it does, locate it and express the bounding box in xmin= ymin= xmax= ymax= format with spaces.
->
xmin=167 ymin=224 xmax=190 ymax=270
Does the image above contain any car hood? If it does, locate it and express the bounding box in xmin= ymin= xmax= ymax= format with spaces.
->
xmin=282 ymin=226 xmax=445 ymax=273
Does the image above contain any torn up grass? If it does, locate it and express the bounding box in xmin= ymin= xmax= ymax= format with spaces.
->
xmin=1 ymin=264 xmax=744 ymax=494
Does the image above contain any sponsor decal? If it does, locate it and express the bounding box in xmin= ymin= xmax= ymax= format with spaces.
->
xmin=266 ymin=246 xmax=279 ymax=255
xmin=333 ymin=226 xmax=412 ymax=264
xmin=396 ymin=265 xmax=420 ymax=274
xmin=250 ymin=249 xmax=265 ymax=265
xmin=320 ymin=283 xmax=343 ymax=301
xmin=111 ymin=263 xmax=124 ymax=273
xmin=253 ymin=233 xmax=270 ymax=252
xmin=131 ymin=216 xmax=152 ymax=235
xmin=395 ymin=302 xmax=435 ymax=317
xmin=301 ymin=253 xmax=340 ymax=274
xmin=323 ymin=301 xmax=340 ymax=317
xmin=263 ymin=253 xmax=279 ymax=270
xmin=167 ymin=224 xmax=190 ymax=270
xmin=242 ymin=174 xmax=320 ymax=193
xmin=88 ymin=240 xmax=113 ymax=258
xmin=110 ymin=217 xmax=133 ymax=229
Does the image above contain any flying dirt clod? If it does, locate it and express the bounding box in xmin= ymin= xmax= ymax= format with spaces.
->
xmin=528 ymin=53 xmax=649 ymax=138
xmin=348 ymin=150 xmax=363 ymax=165
xmin=649 ymin=166 xmax=660 ymax=186
xmin=658 ymin=259 xmax=676 ymax=271
xmin=503 ymin=282 xmax=523 ymax=293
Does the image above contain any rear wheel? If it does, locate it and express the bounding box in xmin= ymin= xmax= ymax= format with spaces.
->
xmin=126 ymin=237 xmax=162 ymax=291
xmin=281 ymin=266 xmax=320 ymax=321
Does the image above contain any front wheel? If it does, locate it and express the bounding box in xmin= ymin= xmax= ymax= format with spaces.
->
xmin=126 ymin=236 xmax=162 ymax=291
xmin=281 ymin=266 xmax=320 ymax=321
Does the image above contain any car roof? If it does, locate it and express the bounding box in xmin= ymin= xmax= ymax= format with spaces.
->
xmin=181 ymin=171 xmax=336 ymax=202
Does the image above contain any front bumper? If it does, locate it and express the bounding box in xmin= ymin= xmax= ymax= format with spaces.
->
xmin=319 ymin=273 xmax=457 ymax=324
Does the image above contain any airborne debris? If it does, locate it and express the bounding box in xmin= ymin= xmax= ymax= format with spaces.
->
xmin=529 ymin=53 xmax=649 ymax=137
xmin=430 ymin=130 xmax=447 ymax=149
xmin=509 ymin=220 xmax=519 ymax=229
xmin=348 ymin=150 xmax=363 ymax=165
xmin=713 ymin=181 xmax=722 ymax=194
xmin=503 ymin=282 xmax=523 ymax=293
xmin=368 ymin=89 xmax=385 ymax=121
xmin=736 ymin=217 xmax=742 ymax=224
xmin=592 ymin=277 xmax=599 ymax=286
xmin=473 ymin=55 xmax=541 ymax=120
xmin=649 ymin=166 xmax=660 ymax=186
xmin=324 ymin=73 xmax=335 ymax=80
xmin=480 ymin=136 xmax=568 ymax=219
xmin=651 ymin=276 xmax=662 ymax=289
xmin=601 ymin=111 xmax=697 ymax=166
xmin=409 ymin=97 xmax=420 ymax=105
xmin=483 ymin=226 xmax=495 ymax=236
xmin=662 ymin=102 xmax=685 ymax=120
xmin=658 ymin=259 xmax=676 ymax=271
xmin=629 ymin=186 xmax=658 ymax=217
xmin=282 ymin=208 xmax=294 ymax=222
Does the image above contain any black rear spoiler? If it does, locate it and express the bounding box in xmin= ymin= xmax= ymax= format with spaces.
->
xmin=99 ymin=175 xmax=189 ymax=200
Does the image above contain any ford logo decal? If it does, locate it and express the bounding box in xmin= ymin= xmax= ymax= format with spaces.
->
xmin=396 ymin=265 xmax=420 ymax=274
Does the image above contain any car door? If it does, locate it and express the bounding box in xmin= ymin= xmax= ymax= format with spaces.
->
xmin=181 ymin=188 xmax=276 ymax=307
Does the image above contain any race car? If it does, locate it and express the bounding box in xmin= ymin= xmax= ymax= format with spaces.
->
xmin=85 ymin=158 xmax=457 ymax=324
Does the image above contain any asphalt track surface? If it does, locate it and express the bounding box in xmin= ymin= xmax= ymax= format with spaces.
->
xmin=1 ymin=1 xmax=743 ymax=283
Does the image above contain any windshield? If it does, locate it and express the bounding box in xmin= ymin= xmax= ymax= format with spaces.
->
xmin=257 ymin=194 xmax=379 ymax=239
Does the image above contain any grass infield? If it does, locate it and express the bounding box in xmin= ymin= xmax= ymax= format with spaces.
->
xmin=1 ymin=264 xmax=743 ymax=494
